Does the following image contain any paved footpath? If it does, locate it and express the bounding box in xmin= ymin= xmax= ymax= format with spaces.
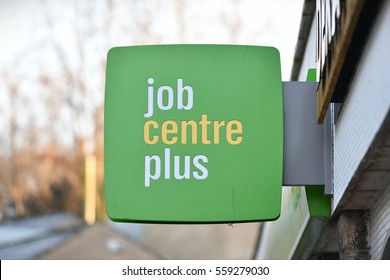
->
xmin=1 ymin=214 xmax=260 ymax=260
xmin=39 ymin=222 xmax=162 ymax=260
xmin=0 ymin=213 xmax=83 ymax=259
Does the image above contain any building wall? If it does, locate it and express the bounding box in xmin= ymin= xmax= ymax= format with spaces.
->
xmin=295 ymin=1 xmax=390 ymax=259
xmin=256 ymin=187 xmax=310 ymax=259
xmin=295 ymin=0 xmax=390 ymax=212
xmin=370 ymin=184 xmax=390 ymax=259
xmin=297 ymin=16 xmax=316 ymax=81
xmin=332 ymin=0 xmax=390 ymax=211
xmin=257 ymin=0 xmax=390 ymax=259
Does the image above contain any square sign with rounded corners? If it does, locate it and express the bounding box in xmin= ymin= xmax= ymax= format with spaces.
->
xmin=104 ymin=45 xmax=283 ymax=223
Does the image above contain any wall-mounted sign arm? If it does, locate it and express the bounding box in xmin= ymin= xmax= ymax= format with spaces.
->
xmin=282 ymin=82 xmax=327 ymax=186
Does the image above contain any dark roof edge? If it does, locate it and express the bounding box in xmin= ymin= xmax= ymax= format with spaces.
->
xmin=290 ymin=0 xmax=316 ymax=81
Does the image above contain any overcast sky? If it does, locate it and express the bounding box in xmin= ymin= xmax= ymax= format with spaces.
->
xmin=0 ymin=0 xmax=304 ymax=79
xmin=0 ymin=0 xmax=304 ymax=149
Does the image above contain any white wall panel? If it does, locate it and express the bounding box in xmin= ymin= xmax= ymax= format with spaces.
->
xmin=333 ymin=0 xmax=390 ymax=211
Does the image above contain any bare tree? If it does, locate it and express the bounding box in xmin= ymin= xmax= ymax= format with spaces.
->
xmin=0 ymin=0 xmax=259 ymax=219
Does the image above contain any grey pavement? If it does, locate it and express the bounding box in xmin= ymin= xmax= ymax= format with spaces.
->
xmin=142 ymin=222 xmax=261 ymax=259
xmin=0 ymin=213 xmax=161 ymax=260
xmin=39 ymin=222 xmax=162 ymax=259
xmin=105 ymin=220 xmax=261 ymax=259
xmin=0 ymin=231 xmax=75 ymax=259
xmin=0 ymin=213 xmax=82 ymax=248
xmin=0 ymin=213 xmax=261 ymax=259
xmin=0 ymin=213 xmax=83 ymax=259
xmin=106 ymin=220 xmax=144 ymax=242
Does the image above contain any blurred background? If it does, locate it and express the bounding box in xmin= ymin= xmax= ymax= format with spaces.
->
xmin=0 ymin=0 xmax=303 ymax=259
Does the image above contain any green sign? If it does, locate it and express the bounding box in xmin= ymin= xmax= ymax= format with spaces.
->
xmin=104 ymin=45 xmax=283 ymax=223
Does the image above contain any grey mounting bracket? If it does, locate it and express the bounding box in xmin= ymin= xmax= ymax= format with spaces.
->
xmin=282 ymin=82 xmax=332 ymax=195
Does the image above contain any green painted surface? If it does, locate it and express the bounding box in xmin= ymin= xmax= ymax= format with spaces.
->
xmin=257 ymin=68 xmax=329 ymax=259
xmin=305 ymin=186 xmax=331 ymax=217
xmin=104 ymin=45 xmax=283 ymax=223
xmin=257 ymin=187 xmax=310 ymax=259
xmin=306 ymin=68 xmax=317 ymax=82
xmin=304 ymin=69 xmax=330 ymax=218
